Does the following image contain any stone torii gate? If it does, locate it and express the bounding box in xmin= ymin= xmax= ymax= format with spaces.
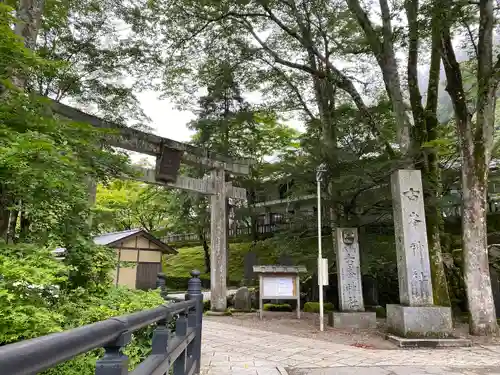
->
xmin=51 ymin=100 xmax=250 ymax=312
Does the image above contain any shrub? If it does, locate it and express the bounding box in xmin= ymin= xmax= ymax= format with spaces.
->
xmin=43 ymin=287 xmax=165 ymax=375
xmin=0 ymin=243 xmax=69 ymax=344
xmin=375 ymin=305 xmax=386 ymax=318
xmin=203 ymin=300 xmax=211 ymax=312
xmin=165 ymin=276 xmax=211 ymax=291
xmin=303 ymin=302 xmax=334 ymax=313
xmin=0 ymin=241 xmax=168 ymax=375
xmin=164 ymin=276 xmax=240 ymax=291
xmin=263 ymin=303 xmax=292 ymax=312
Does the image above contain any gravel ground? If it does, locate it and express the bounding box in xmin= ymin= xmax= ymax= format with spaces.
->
xmin=205 ymin=311 xmax=500 ymax=349
xmin=205 ymin=312 xmax=395 ymax=349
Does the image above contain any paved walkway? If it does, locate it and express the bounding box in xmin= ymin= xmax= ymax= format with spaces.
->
xmin=201 ymin=321 xmax=500 ymax=375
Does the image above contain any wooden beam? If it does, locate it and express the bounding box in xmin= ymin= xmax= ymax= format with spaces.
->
xmin=133 ymin=167 xmax=247 ymax=199
xmin=135 ymin=167 xmax=212 ymax=194
xmin=50 ymin=100 xmax=252 ymax=175
xmin=226 ymin=182 xmax=247 ymax=200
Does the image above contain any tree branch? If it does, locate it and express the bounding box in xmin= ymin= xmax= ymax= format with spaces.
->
xmin=345 ymin=0 xmax=383 ymax=56
xmin=463 ymin=20 xmax=479 ymax=58
xmin=440 ymin=23 xmax=471 ymax=139
xmin=425 ymin=1 xmax=442 ymax=140
xmin=475 ymin=0 xmax=496 ymax=161
xmin=241 ymin=22 xmax=321 ymax=77
xmin=379 ymin=0 xmax=395 ymax=47
xmin=234 ymin=3 xmax=395 ymax=158
xmin=404 ymin=0 xmax=425 ymax=130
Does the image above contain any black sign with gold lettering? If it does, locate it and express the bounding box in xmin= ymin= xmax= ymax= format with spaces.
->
xmin=155 ymin=146 xmax=182 ymax=182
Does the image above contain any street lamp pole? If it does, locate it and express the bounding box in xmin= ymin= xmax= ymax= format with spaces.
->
xmin=316 ymin=163 xmax=327 ymax=332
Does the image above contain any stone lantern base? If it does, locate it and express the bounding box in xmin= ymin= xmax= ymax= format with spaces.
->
xmin=327 ymin=311 xmax=377 ymax=329
xmin=386 ymin=304 xmax=453 ymax=337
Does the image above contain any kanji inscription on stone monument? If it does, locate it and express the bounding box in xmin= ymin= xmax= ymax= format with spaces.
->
xmin=391 ymin=169 xmax=433 ymax=306
xmin=336 ymin=228 xmax=364 ymax=311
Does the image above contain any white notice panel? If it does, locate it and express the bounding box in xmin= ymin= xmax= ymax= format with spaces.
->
xmin=262 ymin=276 xmax=294 ymax=297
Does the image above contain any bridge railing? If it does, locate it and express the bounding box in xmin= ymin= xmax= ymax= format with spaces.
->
xmin=0 ymin=270 xmax=203 ymax=375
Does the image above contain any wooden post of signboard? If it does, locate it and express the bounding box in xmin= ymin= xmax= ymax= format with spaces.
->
xmin=296 ymin=273 xmax=301 ymax=319
xmin=259 ymin=273 xmax=263 ymax=320
xmin=253 ymin=265 xmax=307 ymax=320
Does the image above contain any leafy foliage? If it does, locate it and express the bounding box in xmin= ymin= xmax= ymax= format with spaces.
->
xmin=0 ymin=239 xmax=165 ymax=374
xmin=0 ymin=242 xmax=68 ymax=343
xmin=93 ymin=180 xmax=174 ymax=234
xmin=0 ymin=2 xmax=130 ymax=246
xmin=0 ymin=6 xmax=168 ymax=372
xmin=303 ymin=302 xmax=335 ymax=313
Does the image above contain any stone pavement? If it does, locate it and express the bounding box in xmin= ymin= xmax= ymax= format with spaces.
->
xmin=288 ymin=366 xmax=500 ymax=375
xmin=201 ymin=320 xmax=500 ymax=375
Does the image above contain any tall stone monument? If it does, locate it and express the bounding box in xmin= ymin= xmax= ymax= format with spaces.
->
xmin=387 ymin=170 xmax=452 ymax=336
xmin=329 ymin=228 xmax=376 ymax=329
xmin=337 ymin=228 xmax=364 ymax=311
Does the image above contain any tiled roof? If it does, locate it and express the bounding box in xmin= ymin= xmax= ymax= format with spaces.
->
xmin=253 ymin=265 xmax=307 ymax=274
xmin=93 ymin=228 xmax=143 ymax=246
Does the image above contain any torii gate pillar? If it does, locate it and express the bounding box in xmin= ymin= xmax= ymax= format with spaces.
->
xmin=210 ymin=165 xmax=227 ymax=311
xmin=51 ymin=101 xmax=251 ymax=313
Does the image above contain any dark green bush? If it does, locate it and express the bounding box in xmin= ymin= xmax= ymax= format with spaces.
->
xmin=165 ymin=276 xmax=211 ymax=291
xmin=203 ymin=300 xmax=211 ymax=312
xmin=263 ymin=303 xmax=292 ymax=312
xmin=375 ymin=305 xmax=386 ymax=318
xmin=0 ymin=241 xmax=167 ymax=375
xmin=365 ymin=305 xmax=386 ymax=317
xmin=165 ymin=276 xmax=240 ymax=291
xmin=303 ymin=302 xmax=334 ymax=313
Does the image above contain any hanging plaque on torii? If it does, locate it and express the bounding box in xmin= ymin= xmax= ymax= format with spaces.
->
xmin=50 ymin=100 xmax=251 ymax=312
xmin=156 ymin=146 xmax=182 ymax=183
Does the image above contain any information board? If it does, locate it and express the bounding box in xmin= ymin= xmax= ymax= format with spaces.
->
xmin=254 ymin=265 xmax=306 ymax=320
xmin=262 ymin=276 xmax=295 ymax=297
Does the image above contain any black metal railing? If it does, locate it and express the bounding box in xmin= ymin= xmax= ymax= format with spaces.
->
xmin=0 ymin=270 xmax=203 ymax=375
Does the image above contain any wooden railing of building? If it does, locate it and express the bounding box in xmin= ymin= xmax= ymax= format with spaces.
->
xmin=0 ymin=271 xmax=203 ymax=375
xmin=162 ymin=200 xmax=500 ymax=244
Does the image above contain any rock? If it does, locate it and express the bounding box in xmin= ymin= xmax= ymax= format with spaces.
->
xmin=233 ymin=286 xmax=251 ymax=311
xmin=227 ymin=294 xmax=235 ymax=307
xmin=250 ymin=288 xmax=259 ymax=309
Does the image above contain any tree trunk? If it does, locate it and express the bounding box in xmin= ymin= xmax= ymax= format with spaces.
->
xmin=14 ymin=0 xmax=45 ymax=50
xmin=19 ymin=209 xmax=30 ymax=242
xmin=439 ymin=4 xmax=499 ymax=333
xmin=424 ymin=159 xmax=451 ymax=306
xmin=247 ymin=187 xmax=259 ymax=243
xmin=462 ymin=151 xmax=497 ymax=335
xmin=0 ymin=185 xmax=11 ymax=239
xmin=200 ymin=233 xmax=210 ymax=274
xmin=6 ymin=208 xmax=18 ymax=243
xmin=346 ymin=0 xmax=411 ymax=151
xmin=308 ymin=50 xmax=338 ymax=257
xmin=417 ymin=0 xmax=450 ymax=306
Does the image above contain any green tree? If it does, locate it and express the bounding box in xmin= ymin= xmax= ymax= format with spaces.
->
xmin=0 ymin=2 xmax=131 ymax=295
xmin=437 ymin=0 xmax=500 ymax=335
xmin=122 ymin=0 xmax=457 ymax=308
xmin=190 ymin=62 xmax=299 ymax=242
xmin=93 ymin=180 xmax=173 ymax=234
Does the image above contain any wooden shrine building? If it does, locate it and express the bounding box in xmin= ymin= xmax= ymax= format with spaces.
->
xmin=93 ymin=229 xmax=177 ymax=290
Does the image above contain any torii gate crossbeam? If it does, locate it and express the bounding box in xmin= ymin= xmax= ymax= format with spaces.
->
xmin=51 ymin=100 xmax=250 ymax=311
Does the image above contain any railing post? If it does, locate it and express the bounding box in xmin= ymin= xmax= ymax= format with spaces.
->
xmin=186 ymin=270 xmax=203 ymax=373
xmin=173 ymin=311 xmax=188 ymax=375
xmin=95 ymin=332 xmax=131 ymax=375
xmin=156 ymin=272 xmax=168 ymax=300
xmin=152 ymin=273 xmax=169 ymax=355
